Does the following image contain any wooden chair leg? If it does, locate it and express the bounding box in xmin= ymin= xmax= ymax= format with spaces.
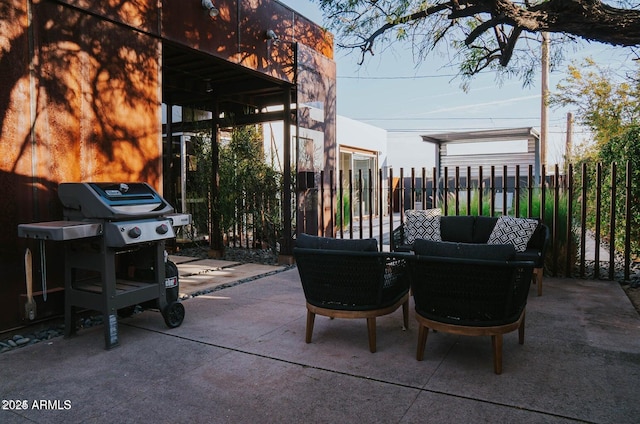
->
xmin=534 ymin=267 xmax=543 ymax=296
xmin=402 ymin=300 xmax=409 ymax=330
xmin=518 ymin=313 xmax=526 ymax=345
xmin=492 ymin=334 xmax=503 ymax=374
xmin=305 ymin=310 xmax=315 ymax=343
xmin=416 ymin=325 xmax=428 ymax=361
xmin=367 ymin=317 xmax=377 ymax=353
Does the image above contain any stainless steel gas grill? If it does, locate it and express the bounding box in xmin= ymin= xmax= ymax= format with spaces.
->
xmin=18 ymin=182 xmax=190 ymax=349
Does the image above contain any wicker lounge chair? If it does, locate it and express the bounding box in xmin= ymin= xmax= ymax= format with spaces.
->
xmin=407 ymin=254 xmax=535 ymax=374
xmin=293 ymin=235 xmax=410 ymax=353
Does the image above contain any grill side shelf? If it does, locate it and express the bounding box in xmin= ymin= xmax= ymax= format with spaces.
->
xmin=18 ymin=221 xmax=103 ymax=241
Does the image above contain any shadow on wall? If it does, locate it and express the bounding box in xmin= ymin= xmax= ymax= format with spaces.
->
xmin=0 ymin=169 xmax=63 ymax=332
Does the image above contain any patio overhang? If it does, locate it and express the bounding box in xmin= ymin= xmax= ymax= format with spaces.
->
xmin=162 ymin=41 xmax=296 ymax=126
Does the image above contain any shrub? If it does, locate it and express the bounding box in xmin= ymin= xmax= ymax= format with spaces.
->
xmin=519 ymin=188 xmax=578 ymax=277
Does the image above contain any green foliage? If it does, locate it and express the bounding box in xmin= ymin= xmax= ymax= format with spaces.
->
xmin=553 ymin=59 xmax=640 ymax=260
xmin=520 ymin=188 xmax=577 ymax=276
xmin=335 ymin=193 xmax=351 ymax=229
xmin=441 ymin=186 xmax=490 ymax=216
xmin=593 ymin=127 xmax=640 ymax=257
xmin=186 ymin=135 xmax=213 ymax=240
xmin=189 ymin=125 xmax=282 ymax=251
xmin=551 ymin=58 xmax=640 ymax=146
xmin=219 ymin=125 xmax=282 ymax=250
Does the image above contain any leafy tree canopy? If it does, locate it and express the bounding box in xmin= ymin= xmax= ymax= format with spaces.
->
xmin=313 ymin=0 xmax=640 ymax=85
xmin=551 ymin=58 xmax=640 ymax=148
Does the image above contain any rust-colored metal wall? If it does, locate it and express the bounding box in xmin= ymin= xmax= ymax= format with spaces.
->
xmin=0 ymin=0 xmax=335 ymax=332
xmin=162 ymin=0 xmax=333 ymax=83
xmin=0 ymin=0 xmax=162 ymax=331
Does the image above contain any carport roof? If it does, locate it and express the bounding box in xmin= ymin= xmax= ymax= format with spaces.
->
xmin=421 ymin=127 xmax=540 ymax=145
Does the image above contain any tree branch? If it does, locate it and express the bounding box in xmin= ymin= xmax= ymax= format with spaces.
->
xmin=326 ymin=0 xmax=640 ymax=71
xmin=338 ymin=4 xmax=450 ymax=63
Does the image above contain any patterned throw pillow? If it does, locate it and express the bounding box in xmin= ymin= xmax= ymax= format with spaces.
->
xmin=487 ymin=216 xmax=538 ymax=252
xmin=405 ymin=209 xmax=442 ymax=244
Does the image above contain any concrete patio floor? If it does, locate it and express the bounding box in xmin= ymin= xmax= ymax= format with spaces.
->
xmin=1 ymin=266 xmax=639 ymax=423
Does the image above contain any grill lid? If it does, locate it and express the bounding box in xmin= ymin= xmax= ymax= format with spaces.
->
xmin=59 ymin=182 xmax=174 ymax=220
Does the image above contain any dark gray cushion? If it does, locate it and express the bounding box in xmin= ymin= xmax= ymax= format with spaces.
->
xmin=413 ymin=239 xmax=516 ymax=261
xmin=473 ymin=216 xmax=499 ymax=243
xmin=295 ymin=233 xmax=378 ymax=252
xmin=440 ymin=216 xmax=475 ymax=243
xmin=526 ymin=220 xmax=545 ymax=248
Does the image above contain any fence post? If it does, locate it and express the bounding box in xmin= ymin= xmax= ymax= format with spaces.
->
xmin=515 ymin=165 xmax=521 ymax=218
xmin=478 ymin=166 xmax=483 ymax=215
xmin=490 ymin=166 xmax=496 ymax=217
xmin=368 ymin=168 xmax=374 ymax=239
xmin=624 ymin=160 xmax=632 ymax=281
xmin=609 ymin=162 xmax=617 ymax=280
xmin=553 ymin=164 xmax=560 ymax=276
xmin=566 ymin=163 xmax=574 ymax=277
xmin=580 ymin=163 xmax=587 ymax=278
xmin=320 ymin=170 xmax=325 ymax=237
xmin=329 ymin=170 xmax=335 ymax=238
xmin=502 ymin=165 xmax=508 ymax=216
xmin=455 ymin=167 xmax=460 ymax=215
xmin=379 ymin=168 xmax=384 ymax=251
xmin=443 ymin=167 xmax=449 ymax=215
xmin=431 ymin=167 xmax=438 ymax=209
xmin=422 ymin=168 xmax=427 ymax=210
xmin=594 ymin=163 xmax=602 ymax=279
xmin=466 ymin=167 xmax=471 ymax=215
xmin=527 ymin=165 xmax=533 ymax=217
xmin=389 ymin=168 xmax=395 ymax=246
xmin=338 ymin=170 xmax=344 ymax=239
xmin=399 ymin=168 xmax=404 ymax=218
xmin=358 ymin=169 xmax=363 ymax=238
xmin=411 ymin=167 xmax=416 ymax=209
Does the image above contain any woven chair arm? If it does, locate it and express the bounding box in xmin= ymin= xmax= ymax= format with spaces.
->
xmin=391 ymin=225 xmax=406 ymax=251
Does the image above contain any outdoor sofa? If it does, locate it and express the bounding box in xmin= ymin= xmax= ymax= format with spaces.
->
xmin=392 ymin=210 xmax=550 ymax=295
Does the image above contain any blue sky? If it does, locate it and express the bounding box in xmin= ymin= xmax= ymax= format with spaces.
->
xmin=279 ymin=0 xmax=636 ymax=165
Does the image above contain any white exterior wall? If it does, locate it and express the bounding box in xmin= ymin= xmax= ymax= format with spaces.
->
xmin=262 ymin=114 xmax=389 ymax=174
xmin=336 ymin=115 xmax=387 ymax=163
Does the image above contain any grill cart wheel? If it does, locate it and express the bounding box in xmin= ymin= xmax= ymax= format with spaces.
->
xmin=163 ymin=301 xmax=185 ymax=328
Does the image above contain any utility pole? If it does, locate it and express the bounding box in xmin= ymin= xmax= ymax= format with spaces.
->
xmin=565 ymin=112 xmax=573 ymax=171
xmin=540 ymin=32 xmax=549 ymax=182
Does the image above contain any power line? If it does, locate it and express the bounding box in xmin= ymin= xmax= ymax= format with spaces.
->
xmin=384 ymin=128 xmax=585 ymax=133
xmin=338 ymin=74 xmax=459 ymax=79
xmin=351 ymin=117 xmax=542 ymax=121
xmin=351 ymin=116 xmax=569 ymax=123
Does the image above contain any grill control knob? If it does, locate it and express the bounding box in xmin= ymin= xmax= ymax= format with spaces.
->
xmin=128 ymin=226 xmax=142 ymax=239
xmin=156 ymin=224 xmax=169 ymax=235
